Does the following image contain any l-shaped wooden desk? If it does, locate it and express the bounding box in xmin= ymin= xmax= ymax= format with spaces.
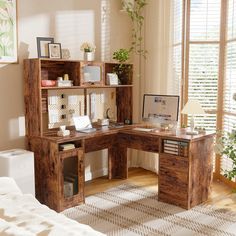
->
xmin=29 ymin=125 xmax=214 ymax=212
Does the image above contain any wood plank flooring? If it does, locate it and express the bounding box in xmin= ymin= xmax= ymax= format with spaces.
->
xmin=85 ymin=167 xmax=236 ymax=211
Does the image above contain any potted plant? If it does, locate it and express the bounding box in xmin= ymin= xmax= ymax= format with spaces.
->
xmin=215 ymin=130 xmax=236 ymax=180
xmin=80 ymin=42 xmax=96 ymax=61
xmin=214 ymin=93 xmax=236 ymax=181
xmin=112 ymin=48 xmax=132 ymax=84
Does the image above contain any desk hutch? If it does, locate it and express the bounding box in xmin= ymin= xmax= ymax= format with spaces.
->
xmin=24 ymin=58 xmax=214 ymax=212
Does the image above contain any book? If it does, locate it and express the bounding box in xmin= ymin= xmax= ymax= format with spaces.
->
xmin=60 ymin=143 xmax=75 ymax=151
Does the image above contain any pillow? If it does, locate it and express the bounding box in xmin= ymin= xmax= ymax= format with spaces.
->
xmin=0 ymin=177 xmax=22 ymax=195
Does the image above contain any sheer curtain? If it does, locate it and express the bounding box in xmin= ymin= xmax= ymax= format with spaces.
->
xmin=129 ymin=0 xmax=176 ymax=173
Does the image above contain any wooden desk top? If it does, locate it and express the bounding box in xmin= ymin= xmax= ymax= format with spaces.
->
xmin=39 ymin=124 xmax=215 ymax=144
xmin=119 ymin=128 xmax=215 ymax=142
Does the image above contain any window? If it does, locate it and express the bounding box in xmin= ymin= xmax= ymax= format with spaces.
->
xmin=172 ymin=0 xmax=236 ymax=185
xmin=221 ymin=0 xmax=236 ymax=180
xmin=187 ymin=0 xmax=221 ymax=132
xmin=172 ymin=0 xmax=183 ymax=98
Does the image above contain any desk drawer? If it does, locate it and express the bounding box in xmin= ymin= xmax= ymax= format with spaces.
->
xmin=159 ymin=153 xmax=189 ymax=172
xmin=118 ymin=133 xmax=159 ymax=152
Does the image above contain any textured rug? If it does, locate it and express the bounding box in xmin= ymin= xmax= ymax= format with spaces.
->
xmin=63 ymin=184 xmax=236 ymax=236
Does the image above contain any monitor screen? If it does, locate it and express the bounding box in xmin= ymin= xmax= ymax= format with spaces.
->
xmin=142 ymin=94 xmax=180 ymax=123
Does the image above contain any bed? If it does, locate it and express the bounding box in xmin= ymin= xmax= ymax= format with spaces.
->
xmin=0 ymin=177 xmax=105 ymax=236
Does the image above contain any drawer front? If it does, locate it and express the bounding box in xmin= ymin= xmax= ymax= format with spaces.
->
xmin=159 ymin=153 xmax=189 ymax=209
xmin=159 ymin=153 xmax=189 ymax=172
xmin=118 ymin=133 xmax=159 ymax=152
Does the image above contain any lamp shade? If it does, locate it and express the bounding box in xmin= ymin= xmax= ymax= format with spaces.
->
xmin=181 ymin=100 xmax=205 ymax=115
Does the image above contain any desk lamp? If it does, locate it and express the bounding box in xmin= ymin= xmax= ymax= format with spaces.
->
xmin=181 ymin=100 xmax=205 ymax=135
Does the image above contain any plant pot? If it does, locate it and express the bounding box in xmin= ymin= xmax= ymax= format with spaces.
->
xmin=84 ymin=52 xmax=94 ymax=61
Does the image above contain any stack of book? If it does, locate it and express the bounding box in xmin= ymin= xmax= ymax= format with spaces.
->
xmin=163 ymin=139 xmax=188 ymax=157
xmin=59 ymin=143 xmax=75 ymax=151
xmin=64 ymin=173 xmax=78 ymax=197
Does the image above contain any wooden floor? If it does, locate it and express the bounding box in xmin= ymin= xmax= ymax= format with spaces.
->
xmin=85 ymin=167 xmax=236 ymax=211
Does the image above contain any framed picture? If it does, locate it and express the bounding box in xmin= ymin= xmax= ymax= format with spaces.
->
xmin=0 ymin=0 xmax=18 ymax=63
xmin=36 ymin=37 xmax=54 ymax=58
xmin=48 ymin=43 xmax=62 ymax=59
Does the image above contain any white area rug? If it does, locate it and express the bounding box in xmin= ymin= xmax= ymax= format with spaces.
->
xmin=63 ymin=184 xmax=236 ymax=236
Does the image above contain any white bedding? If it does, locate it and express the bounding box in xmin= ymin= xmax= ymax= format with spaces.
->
xmin=0 ymin=177 xmax=105 ymax=236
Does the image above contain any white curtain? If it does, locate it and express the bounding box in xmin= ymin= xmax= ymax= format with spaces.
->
xmin=129 ymin=0 xmax=174 ymax=173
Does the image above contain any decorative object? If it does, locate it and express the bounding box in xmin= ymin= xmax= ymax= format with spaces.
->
xmin=61 ymin=48 xmax=71 ymax=59
xmin=56 ymin=80 xmax=73 ymax=87
xmin=0 ymin=0 xmax=17 ymax=63
xmin=84 ymin=52 xmax=94 ymax=61
xmin=57 ymin=125 xmax=70 ymax=137
xmin=41 ymin=80 xmax=56 ymax=87
xmin=181 ymin=100 xmax=205 ymax=135
xmin=106 ymin=73 xmax=118 ymax=85
xmin=215 ymin=130 xmax=236 ymax=180
xmin=63 ymin=183 xmax=236 ymax=236
xmin=36 ymin=37 xmax=54 ymax=58
xmin=80 ymin=42 xmax=96 ymax=61
xmin=80 ymin=42 xmax=96 ymax=53
xmin=80 ymin=62 xmax=103 ymax=86
xmin=63 ymin=74 xmax=69 ymax=80
xmin=48 ymin=43 xmax=62 ymax=59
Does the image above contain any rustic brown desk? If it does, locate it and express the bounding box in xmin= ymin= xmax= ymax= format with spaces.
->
xmin=29 ymin=126 xmax=214 ymax=212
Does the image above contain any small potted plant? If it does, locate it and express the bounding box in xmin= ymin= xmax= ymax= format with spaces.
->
xmin=80 ymin=42 xmax=96 ymax=61
xmin=112 ymin=48 xmax=132 ymax=84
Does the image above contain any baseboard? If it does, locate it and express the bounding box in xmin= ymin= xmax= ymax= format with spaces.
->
xmin=85 ymin=168 xmax=108 ymax=181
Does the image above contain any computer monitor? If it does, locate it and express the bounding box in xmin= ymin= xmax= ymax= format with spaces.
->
xmin=142 ymin=94 xmax=180 ymax=124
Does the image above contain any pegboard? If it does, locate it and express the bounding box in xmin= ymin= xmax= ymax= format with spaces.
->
xmin=48 ymin=89 xmax=85 ymax=129
xmin=86 ymin=88 xmax=117 ymax=122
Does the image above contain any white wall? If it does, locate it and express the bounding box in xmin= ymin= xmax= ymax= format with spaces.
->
xmin=0 ymin=0 xmax=132 ymax=180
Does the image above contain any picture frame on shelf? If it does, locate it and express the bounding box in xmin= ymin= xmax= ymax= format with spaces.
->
xmin=0 ymin=0 xmax=18 ymax=63
xmin=36 ymin=37 xmax=54 ymax=58
xmin=106 ymin=73 xmax=119 ymax=85
xmin=48 ymin=43 xmax=62 ymax=59
xmin=80 ymin=61 xmax=104 ymax=86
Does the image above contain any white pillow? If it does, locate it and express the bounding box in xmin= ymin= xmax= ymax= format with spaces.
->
xmin=0 ymin=177 xmax=22 ymax=195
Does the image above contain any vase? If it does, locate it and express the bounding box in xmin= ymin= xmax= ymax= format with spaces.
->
xmin=84 ymin=52 xmax=94 ymax=61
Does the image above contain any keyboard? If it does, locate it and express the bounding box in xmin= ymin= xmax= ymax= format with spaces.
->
xmin=132 ymin=127 xmax=154 ymax=132
xmin=77 ymin=128 xmax=97 ymax=133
